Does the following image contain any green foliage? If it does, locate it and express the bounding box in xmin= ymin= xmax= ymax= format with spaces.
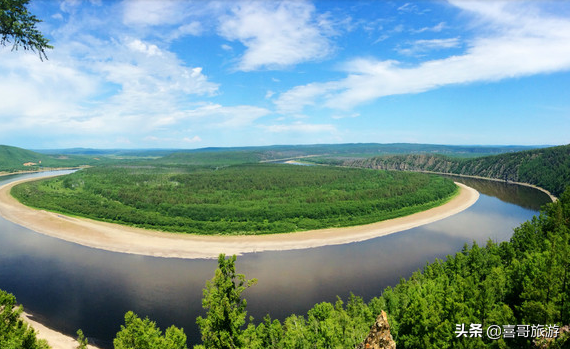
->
xmin=157 ymin=151 xmax=265 ymax=166
xmin=75 ymin=329 xmax=87 ymax=349
xmin=225 ymin=187 xmax=570 ymax=349
xmin=0 ymin=289 xmax=50 ymax=349
xmin=0 ymin=0 xmax=52 ymax=59
xmin=114 ymin=311 xmax=187 ymax=349
xmin=12 ymin=164 xmax=457 ymax=235
xmin=196 ymin=254 xmax=257 ymax=349
xmin=343 ymin=144 xmax=570 ymax=197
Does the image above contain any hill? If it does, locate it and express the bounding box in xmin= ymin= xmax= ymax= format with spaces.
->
xmin=336 ymin=144 xmax=570 ymax=197
xmin=0 ymin=145 xmax=99 ymax=172
xmin=34 ymin=143 xmax=545 ymax=163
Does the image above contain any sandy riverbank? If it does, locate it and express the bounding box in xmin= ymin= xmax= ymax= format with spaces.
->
xmin=21 ymin=312 xmax=100 ymax=349
xmin=0 ymin=175 xmax=479 ymax=259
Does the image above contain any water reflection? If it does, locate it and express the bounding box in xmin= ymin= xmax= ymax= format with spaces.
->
xmin=0 ymin=171 xmax=551 ymax=348
xmin=441 ymin=175 xmax=553 ymax=211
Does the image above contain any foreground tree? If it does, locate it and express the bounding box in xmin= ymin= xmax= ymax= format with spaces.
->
xmin=75 ymin=329 xmax=88 ymax=349
xmin=0 ymin=0 xmax=52 ymax=59
xmin=0 ymin=289 xmax=50 ymax=349
xmin=114 ymin=311 xmax=187 ymax=349
xmin=196 ymin=254 xmax=257 ymax=349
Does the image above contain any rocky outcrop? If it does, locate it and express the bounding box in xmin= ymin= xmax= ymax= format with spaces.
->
xmin=533 ymin=325 xmax=570 ymax=348
xmin=356 ymin=311 xmax=396 ymax=349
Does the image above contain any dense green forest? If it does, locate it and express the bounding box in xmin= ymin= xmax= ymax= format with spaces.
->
xmin=11 ymin=164 xmax=457 ymax=235
xmin=325 ymin=144 xmax=570 ymax=197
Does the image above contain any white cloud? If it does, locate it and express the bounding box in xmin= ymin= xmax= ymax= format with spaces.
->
xmin=182 ymin=104 xmax=272 ymax=128
xmin=331 ymin=113 xmax=359 ymax=120
xmin=183 ymin=136 xmax=202 ymax=143
xmin=397 ymin=3 xmax=429 ymax=15
xmin=397 ymin=37 xmax=461 ymax=55
xmin=275 ymin=1 xmax=570 ymax=111
xmin=143 ymin=135 xmax=202 ymax=144
xmin=263 ymin=122 xmax=336 ymax=133
xmin=60 ymin=0 xmax=81 ymax=13
xmin=218 ymin=1 xmax=332 ymax=71
xmin=413 ymin=21 xmax=446 ymax=34
xmin=0 ymin=50 xmax=100 ymax=132
xmin=0 ymin=31 xmax=219 ymax=140
xmin=274 ymin=81 xmax=340 ymax=115
xmin=169 ymin=22 xmax=203 ymax=40
xmin=127 ymin=39 xmax=162 ymax=56
xmin=122 ymin=0 xmax=188 ymax=27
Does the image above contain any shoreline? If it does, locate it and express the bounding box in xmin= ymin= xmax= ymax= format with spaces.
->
xmin=0 ymin=175 xmax=479 ymax=260
xmin=21 ymin=312 xmax=101 ymax=349
xmin=410 ymin=170 xmax=558 ymax=202
xmin=0 ymin=167 xmax=82 ymax=178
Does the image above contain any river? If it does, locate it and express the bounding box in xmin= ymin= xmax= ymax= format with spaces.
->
xmin=0 ymin=171 xmax=552 ymax=348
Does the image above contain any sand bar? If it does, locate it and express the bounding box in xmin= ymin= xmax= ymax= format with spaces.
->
xmin=0 ymin=174 xmax=479 ymax=259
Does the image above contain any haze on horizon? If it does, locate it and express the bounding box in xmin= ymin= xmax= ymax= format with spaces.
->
xmin=1 ymin=0 xmax=569 ymax=149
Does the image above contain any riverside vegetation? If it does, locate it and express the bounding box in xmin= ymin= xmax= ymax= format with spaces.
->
xmin=10 ymin=164 xmax=457 ymax=235
xmin=2 ymin=188 xmax=570 ymax=348
xmin=325 ymin=144 xmax=570 ymax=197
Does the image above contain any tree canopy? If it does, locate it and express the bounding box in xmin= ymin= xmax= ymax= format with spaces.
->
xmin=0 ymin=290 xmax=50 ymax=349
xmin=196 ymin=254 xmax=257 ymax=349
xmin=0 ymin=0 xmax=52 ymax=59
xmin=114 ymin=311 xmax=187 ymax=349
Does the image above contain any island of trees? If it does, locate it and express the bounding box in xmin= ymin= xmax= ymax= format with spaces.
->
xmin=11 ymin=163 xmax=457 ymax=235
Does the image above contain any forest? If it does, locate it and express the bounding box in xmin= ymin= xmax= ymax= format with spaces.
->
xmin=327 ymin=144 xmax=570 ymax=197
xmin=215 ymin=188 xmax=570 ymax=349
xmin=10 ymin=163 xmax=457 ymax=235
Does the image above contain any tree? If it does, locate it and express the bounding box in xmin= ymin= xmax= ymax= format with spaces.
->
xmin=1 ymin=0 xmax=52 ymax=59
xmin=196 ymin=254 xmax=257 ymax=349
xmin=75 ymin=329 xmax=88 ymax=349
xmin=0 ymin=289 xmax=50 ymax=349
xmin=114 ymin=311 xmax=187 ymax=349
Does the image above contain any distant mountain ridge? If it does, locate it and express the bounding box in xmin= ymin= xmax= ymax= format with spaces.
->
xmin=341 ymin=144 xmax=570 ymax=197
xmin=34 ymin=143 xmax=544 ymax=158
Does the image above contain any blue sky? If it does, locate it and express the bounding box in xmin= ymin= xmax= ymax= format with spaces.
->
xmin=1 ymin=0 xmax=570 ymax=149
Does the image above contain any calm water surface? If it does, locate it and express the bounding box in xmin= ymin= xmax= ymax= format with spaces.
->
xmin=0 ymin=171 xmax=552 ymax=348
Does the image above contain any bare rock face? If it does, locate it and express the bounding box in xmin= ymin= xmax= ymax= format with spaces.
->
xmin=356 ymin=310 xmax=396 ymax=349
